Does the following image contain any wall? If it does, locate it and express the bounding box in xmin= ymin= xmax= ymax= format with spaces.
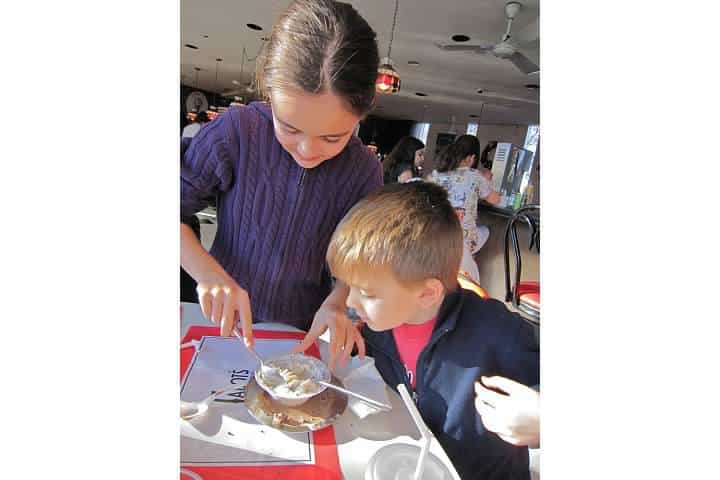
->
xmin=476 ymin=124 xmax=529 ymax=155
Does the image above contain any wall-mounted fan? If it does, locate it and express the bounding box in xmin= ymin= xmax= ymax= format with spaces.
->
xmin=436 ymin=1 xmax=539 ymax=75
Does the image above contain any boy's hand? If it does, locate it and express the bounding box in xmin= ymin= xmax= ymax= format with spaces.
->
xmin=475 ymin=376 xmax=540 ymax=448
xmin=294 ymin=303 xmax=365 ymax=372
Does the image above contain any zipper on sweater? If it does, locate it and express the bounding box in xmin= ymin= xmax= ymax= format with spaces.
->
xmin=273 ymin=167 xmax=307 ymax=318
xmin=289 ymin=168 xmax=306 ymax=228
xmin=284 ymin=168 xmax=307 ymax=246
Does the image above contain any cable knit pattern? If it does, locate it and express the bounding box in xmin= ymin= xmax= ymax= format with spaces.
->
xmin=181 ymin=102 xmax=382 ymax=330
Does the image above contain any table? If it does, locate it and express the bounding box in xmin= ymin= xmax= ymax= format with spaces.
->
xmin=180 ymin=302 xmax=462 ymax=480
xmin=477 ymin=202 xmax=540 ymax=224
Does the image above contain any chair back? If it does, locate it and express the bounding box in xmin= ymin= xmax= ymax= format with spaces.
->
xmin=458 ymin=272 xmax=489 ymax=298
xmin=503 ymin=205 xmax=540 ymax=324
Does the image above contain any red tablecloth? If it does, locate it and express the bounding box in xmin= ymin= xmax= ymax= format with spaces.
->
xmin=180 ymin=326 xmax=342 ymax=480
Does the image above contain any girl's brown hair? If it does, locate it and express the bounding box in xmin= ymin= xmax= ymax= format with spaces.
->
xmin=257 ymin=0 xmax=379 ymax=117
xmin=382 ymin=136 xmax=425 ymax=183
xmin=435 ymin=134 xmax=481 ymax=173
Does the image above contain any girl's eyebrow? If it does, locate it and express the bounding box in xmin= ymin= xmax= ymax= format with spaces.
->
xmin=275 ymin=116 xmax=349 ymax=137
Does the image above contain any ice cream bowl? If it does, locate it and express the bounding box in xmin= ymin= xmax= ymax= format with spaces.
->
xmin=254 ymin=353 xmax=332 ymax=407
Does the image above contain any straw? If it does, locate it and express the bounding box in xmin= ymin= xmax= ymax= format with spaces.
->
xmin=397 ymin=384 xmax=432 ymax=480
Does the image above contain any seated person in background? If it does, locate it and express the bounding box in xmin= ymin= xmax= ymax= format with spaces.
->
xmin=475 ymin=375 xmax=540 ymax=449
xmin=181 ymin=111 xmax=209 ymax=139
xmin=324 ymin=181 xmax=539 ymax=480
xmin=382 ymin=136 xmax=425 ymax=184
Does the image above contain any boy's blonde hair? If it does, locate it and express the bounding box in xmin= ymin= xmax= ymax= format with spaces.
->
xmin=327 ymin=182 xmax=463 ymax=291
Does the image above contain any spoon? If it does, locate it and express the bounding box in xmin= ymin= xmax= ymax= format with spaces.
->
xmin=180 ymin=383 xmax=244 ymax=420
xmin=315 ymin=380 xmax=392 ymax=412
xmin=232 ymin=327 xmax=281 ymax=381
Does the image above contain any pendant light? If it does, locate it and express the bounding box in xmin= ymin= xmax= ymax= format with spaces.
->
xmin=240 ymin=47 xmax=257 ymax=95
xmin=448 ymin=115 xmax=457 ymax=135
xmin=212 ymin=58 xmax=222 ymax=109
xmin=376 ymin=0 xmax=401 ymax=94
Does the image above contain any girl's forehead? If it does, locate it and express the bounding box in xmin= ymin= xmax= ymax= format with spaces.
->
xmin=270 ymin=88 xmax=360 ymax=136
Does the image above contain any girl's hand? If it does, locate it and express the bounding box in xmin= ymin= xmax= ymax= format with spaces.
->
xmin=196 ymin=272 xmax=254 ymax=348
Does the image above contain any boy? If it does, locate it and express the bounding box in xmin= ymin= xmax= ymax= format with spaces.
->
xmin=325 ymin=182 xmax=539 ymax=480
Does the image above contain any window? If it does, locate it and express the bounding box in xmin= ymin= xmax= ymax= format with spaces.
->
xmin=411 ymin=122 xmax=430 ymax=145
xmin=466 ymin=123 xmax=479 ymax=136
xmin=524 ymin=124 xmax=540 ymax=153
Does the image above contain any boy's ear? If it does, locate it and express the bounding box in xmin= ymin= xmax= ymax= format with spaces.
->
xmin=417 ymin=278 xmax=445 ymax=308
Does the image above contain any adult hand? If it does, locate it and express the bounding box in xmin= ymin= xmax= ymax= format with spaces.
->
xmin=475 ymin=376 xmax=540 ymax=448
xmin=293 ymin=303 xmax=365 ymax=372
xmin=195 ymin=272 xmax=254 ymax=348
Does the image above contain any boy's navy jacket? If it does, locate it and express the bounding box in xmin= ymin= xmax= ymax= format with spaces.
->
xmin=361 ymin=287 xmax=540 ymax=480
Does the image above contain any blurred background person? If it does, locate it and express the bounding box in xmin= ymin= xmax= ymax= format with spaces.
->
xmin=382 ymin=136 xmax=425 ymax=184
xmin=182 ymin=111 xmax=209 ymax=139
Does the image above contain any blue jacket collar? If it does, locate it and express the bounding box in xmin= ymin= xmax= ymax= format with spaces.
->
xmin=363 ymin=285 xmax=465 ymax=354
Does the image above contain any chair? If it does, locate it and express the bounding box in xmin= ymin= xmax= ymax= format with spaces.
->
xmin=458 ymin=272 xmax=489 ymax=299
xmin=504 ymin=205 xmax=540 ymax=326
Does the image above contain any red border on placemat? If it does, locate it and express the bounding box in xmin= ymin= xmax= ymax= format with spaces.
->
xmin=180 ymin=326 xmax=342 ymax=480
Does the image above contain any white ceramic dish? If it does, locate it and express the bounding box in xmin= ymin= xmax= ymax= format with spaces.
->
xmin=254 ymin=353 xmax=331 ymax=406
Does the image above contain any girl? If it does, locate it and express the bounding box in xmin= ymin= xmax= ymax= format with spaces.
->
xmin=428 ymin=135 xmax=501 ymax=277
xmin=181 ymin=0 xmax=381 ymax=369
xmin=381 ymin=136 xmax=425 ymax=184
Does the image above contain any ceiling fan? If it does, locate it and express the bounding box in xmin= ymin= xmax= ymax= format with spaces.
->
xmin=436 ymin=1 xmax=539 ymax=75
xmin=220 ymin=43 xmax=265 ymax=100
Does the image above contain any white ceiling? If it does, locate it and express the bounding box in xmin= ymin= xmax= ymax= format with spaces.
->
xmin=181 ymin=0 xmax=539 ymax=125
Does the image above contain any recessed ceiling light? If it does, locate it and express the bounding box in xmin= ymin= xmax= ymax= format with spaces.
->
xmin=415 ymin=92 xmax=428 ymax=96
xmin=247 ymin=23 xmax=263 ymax=31
xmin=451 ymin=34 xmax=470 ymax=42
xmin=184 ymin=44 xmax=199 ymax=50
xmin=408 ymin=60 xmax=420 ymax=66
xmin=525 ymin=84 xmax=539 ymax=90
